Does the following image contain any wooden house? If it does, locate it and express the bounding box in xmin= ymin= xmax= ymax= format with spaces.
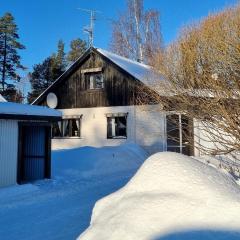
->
xmin=33 ymin=47 xmax=193 ymax=155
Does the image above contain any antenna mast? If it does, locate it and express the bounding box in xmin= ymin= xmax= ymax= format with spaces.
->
xmin=78 ymin=8 xmax=99 ymax=47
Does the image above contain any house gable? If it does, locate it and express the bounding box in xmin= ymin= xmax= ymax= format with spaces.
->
xmin=33 ymin=48 xmax=148 ymax=109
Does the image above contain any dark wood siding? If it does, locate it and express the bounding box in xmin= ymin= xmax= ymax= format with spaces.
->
xmin=37 ymin=50 xmax=142 ymax=109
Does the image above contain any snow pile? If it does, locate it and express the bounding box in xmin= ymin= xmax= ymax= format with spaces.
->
xmin=195 ymin=155 xmax=240 ymax=179
xmin=78 ymin=152 xmax=240 ymax=240
xmin=53 ymin=143 xmax=148 ymax=179
xmin=0 ymin=102 xmax=61 ymax=117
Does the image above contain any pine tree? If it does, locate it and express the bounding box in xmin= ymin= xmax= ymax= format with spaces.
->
xmin=0 ymin=12 xmax=25 ymax=91
xmin=55 ymin=39 xmax=66 ymax=70
xmin=51 ymin=40 xmax=66 ymax=80
xmin=67 ymin=38 xmax=87 ymax=63
xmin=28 ymin=40 xmax=67 ymax=103
xmin=28 ymin=38 xmax=87 ymax=103
xmin=28 ymin=57 xmax=52 ymax=103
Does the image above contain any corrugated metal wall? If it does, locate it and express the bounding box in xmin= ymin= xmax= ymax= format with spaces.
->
xmin=0 ymin=120 xmax=18 ymax=187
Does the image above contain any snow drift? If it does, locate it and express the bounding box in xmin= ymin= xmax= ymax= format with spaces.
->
xmin=78 ymin=152 xmax=240 ymax=240
xmin=53 ymin=143 xmax=147 ymax=179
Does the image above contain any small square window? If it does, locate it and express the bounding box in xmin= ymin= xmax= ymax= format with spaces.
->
xmin=107 ymin=116 xmax=127 ymax=139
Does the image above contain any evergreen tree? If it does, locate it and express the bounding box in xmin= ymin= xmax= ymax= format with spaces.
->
xmin=28 ymin=38 xmax=87 ymax=103
xmin=1 ymin=85 xmax=23 ymax=103
xmin=55 ymin=39 xmax=66 ymax=70
xmin=28 ymin=57 xmax=52 ymax=103
xmin=51 ymin=40 xmax=66 ymax=80
xmin=28 ymin=40 xmax=66 ymax=103
xmin=0 ymin=12 xmax=25 ymax=91
xmin=67 ymin=38 xmax=87 ymax=63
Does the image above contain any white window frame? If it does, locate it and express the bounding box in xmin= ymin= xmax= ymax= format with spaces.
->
xmin=106 ymin=113 xmax=128 ymax=139
xmin=166 ymin=113 xmax=183 ymax=153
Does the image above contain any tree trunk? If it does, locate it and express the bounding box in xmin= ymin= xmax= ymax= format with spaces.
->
xmin=1 ymin=32 xmax=7 ymax=91
xmin=133 ymin=0 xmax=143 ymax=63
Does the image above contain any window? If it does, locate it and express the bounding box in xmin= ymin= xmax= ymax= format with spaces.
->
xmin=166 ymin=114 xmax=192 ymax=155
xmin=107 ymin=114 xmax=127 ymax=139
xmin=52 ymin=118 xmax=81 ymax=138
xmin=52 ymin=121 xmax=62 ymax=137
xmin=62 ymin=119 xmax=81 ymax=137
xmin=89 ymin=73 xmax=104 ymax=89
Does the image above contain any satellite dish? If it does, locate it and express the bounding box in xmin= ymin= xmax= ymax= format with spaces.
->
xmin=47 ymin=92 xmax=58 ymax=109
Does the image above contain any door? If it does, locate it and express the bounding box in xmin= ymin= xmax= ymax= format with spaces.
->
xmin=18 ymin=124 xmax=51 ymax=183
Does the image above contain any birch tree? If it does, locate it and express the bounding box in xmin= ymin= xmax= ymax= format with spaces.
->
xmin=110 ymin=0 xmax=162 ymax=63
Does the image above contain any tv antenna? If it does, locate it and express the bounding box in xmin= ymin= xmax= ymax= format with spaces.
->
xmin=77 ymin=8 xmax=101 ymax=47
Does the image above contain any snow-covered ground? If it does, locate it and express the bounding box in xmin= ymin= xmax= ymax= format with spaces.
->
xmin=0 ymin=144 xmax=147 ymax=240
xmin=78 ymin=152 xmax=240 ymax=240
xmin=195 ymin=154 xmax=240 ymax=179
xmin=1 ymin=145 xmax=240 ymax=240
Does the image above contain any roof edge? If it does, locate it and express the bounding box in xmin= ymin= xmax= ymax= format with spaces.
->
xmin=0 ymin=113 xmax=61 ymax=121
xmin=31 ymin=47 xmax=155 ymax=105
xmin=32 ymin=47 xmax=95 ymax=105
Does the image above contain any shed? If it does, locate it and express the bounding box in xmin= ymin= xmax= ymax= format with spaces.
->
xmin=0 ymin=102 xmax=61 ymax=188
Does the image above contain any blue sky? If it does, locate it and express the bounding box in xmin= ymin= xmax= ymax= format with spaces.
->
xmin=0 ymin=0 xmax=238 ymax=71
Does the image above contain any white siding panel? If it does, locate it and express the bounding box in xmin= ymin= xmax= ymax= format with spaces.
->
xmin=52 ymin=105 xmax=166 ymax=154
xmin=0 ymin=120 xmax=18 ymax=187
xmin=135 ymin=105 xmax=166 ymax=154
xmin=193 ymin=119 xmax=232 ymax=157
xmin=52 ymin=106 xmax=135 ymax=150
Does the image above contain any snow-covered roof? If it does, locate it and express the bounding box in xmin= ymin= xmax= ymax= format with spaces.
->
xmin=97 ymin=48 xmax=162 ymax=85
xmin=32 ymin=47 xmax=164 ymax=104
xmin=0 ymin=94 xmax=7 ymax=102
xmin=0 ymin=102 xmax=61 ymax=119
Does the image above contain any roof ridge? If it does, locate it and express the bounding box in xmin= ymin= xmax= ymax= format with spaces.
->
xmin=96 ymin=48 xmax=151 ymax=69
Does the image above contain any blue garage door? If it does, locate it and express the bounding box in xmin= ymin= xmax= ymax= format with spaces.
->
xmin=18 ymin=124 xmax=51 ymax=183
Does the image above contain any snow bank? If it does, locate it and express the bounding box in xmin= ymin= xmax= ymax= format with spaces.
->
xmin=78 ymin=152 xmax=240 ymax=240
xmin=53 ymin=143 xmax=148 ymax=179
xmin=195 ymin=154 xmax=240 ymax=179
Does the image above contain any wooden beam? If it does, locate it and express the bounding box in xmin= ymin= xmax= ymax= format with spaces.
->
xmin=81 ymin=67 xmax=103 ymax=74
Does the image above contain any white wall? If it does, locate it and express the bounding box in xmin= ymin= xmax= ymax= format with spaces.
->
xmin=135 ymin=105 xmax=166 ymax=153
xmin=52 ymin=105 xmax=166 ymax=154
xmin=0 ymin=120 xmax=18 ymax=187
xmin=193 ymin=119 xmax=233 ymax=156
